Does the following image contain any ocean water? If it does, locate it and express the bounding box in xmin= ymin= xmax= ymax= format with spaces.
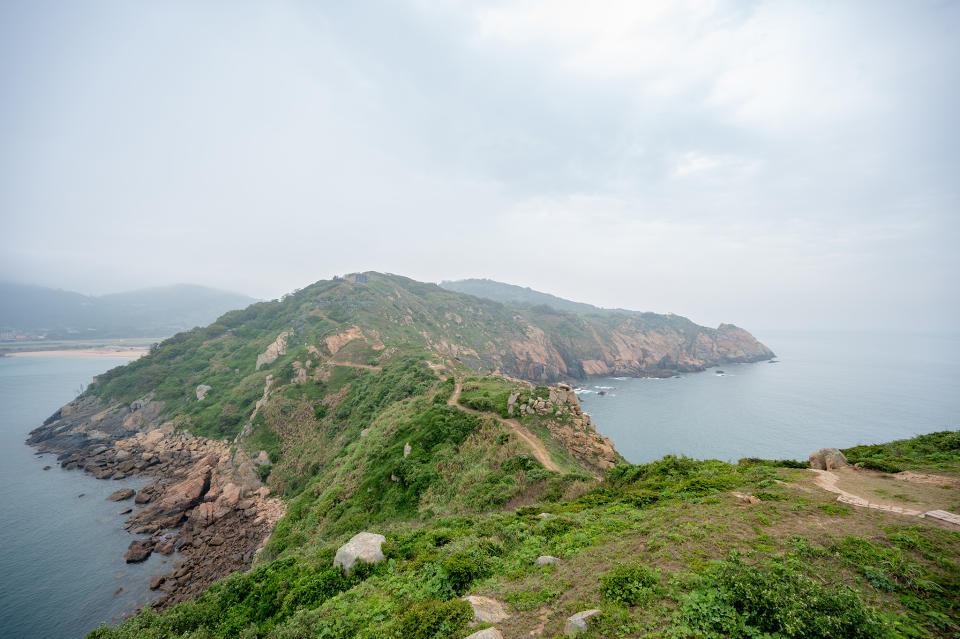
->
xmin=0 ymin=357 xmax=168 ymax=639
xmin=580 ymin=330 xmax=960 ymax=464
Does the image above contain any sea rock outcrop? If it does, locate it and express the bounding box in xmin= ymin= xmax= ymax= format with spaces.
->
xmin=27 ymin=395 xmax=286 ymax=609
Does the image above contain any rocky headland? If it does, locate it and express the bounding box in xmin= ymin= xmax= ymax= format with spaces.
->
xmin=27 ymin=395 xmax=285 ymax=609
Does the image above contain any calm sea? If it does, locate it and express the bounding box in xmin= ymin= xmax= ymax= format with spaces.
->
xmin=580 ymin=330 xmax=960 ymax=463
xmin=0 ymin=331 xmax=958 ymax=636
xmin=0 ymin=357 xmax=167 ymax=639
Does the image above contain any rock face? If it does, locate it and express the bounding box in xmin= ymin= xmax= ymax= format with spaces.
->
xmin=480 ymin=317 xmax=773 ymax=385
xmin=107 ymin=488 xmax=135 ymax=501
xmin=462 ymin=595 xmax=510 ymax=623
xmin=125 ymin=539 xmax=153 ymax=563
xmin=334 ymin=532 xmax=386 ymax=576
xmin=26 ymin=394 xmax=286 ymax=610
xmin=464 ymin=630 xmax=504 ymax=639
xmin=509 ymin=382 xmax=617 ymax=472
xmin=256 ymin=332 xmax=290 ymax=370
xmin=195 ymin=384 xmax=212 ymax=401
xmin=565 ymin=609 xmax=602 ymax=636
xmin=809 ymin=448 xmax=849 ymax=470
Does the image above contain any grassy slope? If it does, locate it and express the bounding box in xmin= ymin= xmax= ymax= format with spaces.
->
xmin=842 ymin=431 xmax=960 ymax=473
xmin=89 ymin=438 xmax=960 ymax=639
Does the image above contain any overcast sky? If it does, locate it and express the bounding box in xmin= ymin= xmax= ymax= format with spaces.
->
xmin=1 ymin=0 xmax=957 ymax=331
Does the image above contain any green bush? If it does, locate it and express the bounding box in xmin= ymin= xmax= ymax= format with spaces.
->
xmin=390 ymin=599 xmax=472 ymax=639
xmin=851 ymin=458 xmax=904 ymax=474
xmin=600 ymin=562 xmax=661 ymax=605
xmin=441 ymin=551 xmax=485 ymax=594
xmin=674 ymin=558 xmax=889 ymax=638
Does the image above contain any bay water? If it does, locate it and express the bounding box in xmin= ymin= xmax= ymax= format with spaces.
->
xmin=0 ymin=356 xmax=168 ymax=639
xmin=580 ymin=330 xmax=960 ymax=463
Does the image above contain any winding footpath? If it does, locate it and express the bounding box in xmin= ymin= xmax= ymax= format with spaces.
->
xmin=447 ymin=377 xmax=562 ymax=473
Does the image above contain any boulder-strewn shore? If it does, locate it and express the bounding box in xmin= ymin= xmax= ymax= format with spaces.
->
xmin=27 ymin=394 xmax=285 ymax=610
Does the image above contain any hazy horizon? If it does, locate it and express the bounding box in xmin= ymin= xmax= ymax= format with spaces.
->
xmin=2 ymin=1 xmax=958 ymax=332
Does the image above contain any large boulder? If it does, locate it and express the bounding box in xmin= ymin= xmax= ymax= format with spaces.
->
xmin=334 ymin=532 xmax=386 ymax=576
xmin=462 ymin=595 xmax=510 ymax=623
xmin=106 ymin=488 xmax=135 ymax=501
xmin=125 ymin=539 xmax=154 ymax=563
xmin=565 ymin=609 xmax=602 ymax=636
xmin=809 ymin=448 xmax=849 ymax=470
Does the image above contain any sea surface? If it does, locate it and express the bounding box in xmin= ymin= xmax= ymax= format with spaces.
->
xmin=0 ymin=356 xmax=168 ymax=639
xmin=580 ymin=330 xmax=960 ymax=464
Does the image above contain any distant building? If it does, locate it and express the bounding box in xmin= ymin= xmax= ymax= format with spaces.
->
xmin=354 ymin=273 xmax=368 ymax=283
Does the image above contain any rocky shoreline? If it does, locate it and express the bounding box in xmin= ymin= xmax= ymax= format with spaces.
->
xmin=27 ymin=395 xmax=285 ymax=610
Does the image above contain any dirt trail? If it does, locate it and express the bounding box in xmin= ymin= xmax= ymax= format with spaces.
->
xmin=447 ymin=377 xmax=562 ymax=473
xmin=810 ymin=467 xmax=960 ymax=527
xmin=811 ymin=469 xmax=925 ymax=516
xmin=328 ymin=360 xmax=382 ymax=372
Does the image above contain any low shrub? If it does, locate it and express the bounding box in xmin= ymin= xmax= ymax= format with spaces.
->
xmin=600 ymin=562 xmax=661 ymax=606
xmin=390 ymin=598 xmax=472 ymax=639
xmin=441 ymin=551 xmax=485 ymax=594
xmin=673 ymin=557 xmax=889 ymax=638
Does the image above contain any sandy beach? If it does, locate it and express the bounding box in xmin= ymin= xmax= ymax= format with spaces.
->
xmin=4 ymin=348 xmax=148 ymax=359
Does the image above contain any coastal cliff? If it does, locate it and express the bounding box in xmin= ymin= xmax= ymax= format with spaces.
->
xmin=28 ymin=397 xmax=284 ymax=608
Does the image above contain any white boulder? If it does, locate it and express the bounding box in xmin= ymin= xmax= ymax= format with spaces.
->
xmin=334 ymin=532 xmax=386 ymax=576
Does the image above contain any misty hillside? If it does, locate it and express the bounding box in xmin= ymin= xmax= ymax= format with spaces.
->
xmin=440 ymin=278 xmax=605 ymax=313
xmin=0 ymin=282 xmax=257 ymax=339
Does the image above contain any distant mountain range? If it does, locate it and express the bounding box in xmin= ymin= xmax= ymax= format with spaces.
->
xmin=0 ymin=282 xmax=258 ymax=339
xmin=439 ymin=278 xmax=606 ymax=313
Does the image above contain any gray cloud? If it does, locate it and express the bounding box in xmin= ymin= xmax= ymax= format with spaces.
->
xmin=1 ymin=0 xmax=957 ymax=331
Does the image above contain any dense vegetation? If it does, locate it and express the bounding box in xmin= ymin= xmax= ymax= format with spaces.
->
xmin=843 ymin=431 xmax=960 ymax=473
